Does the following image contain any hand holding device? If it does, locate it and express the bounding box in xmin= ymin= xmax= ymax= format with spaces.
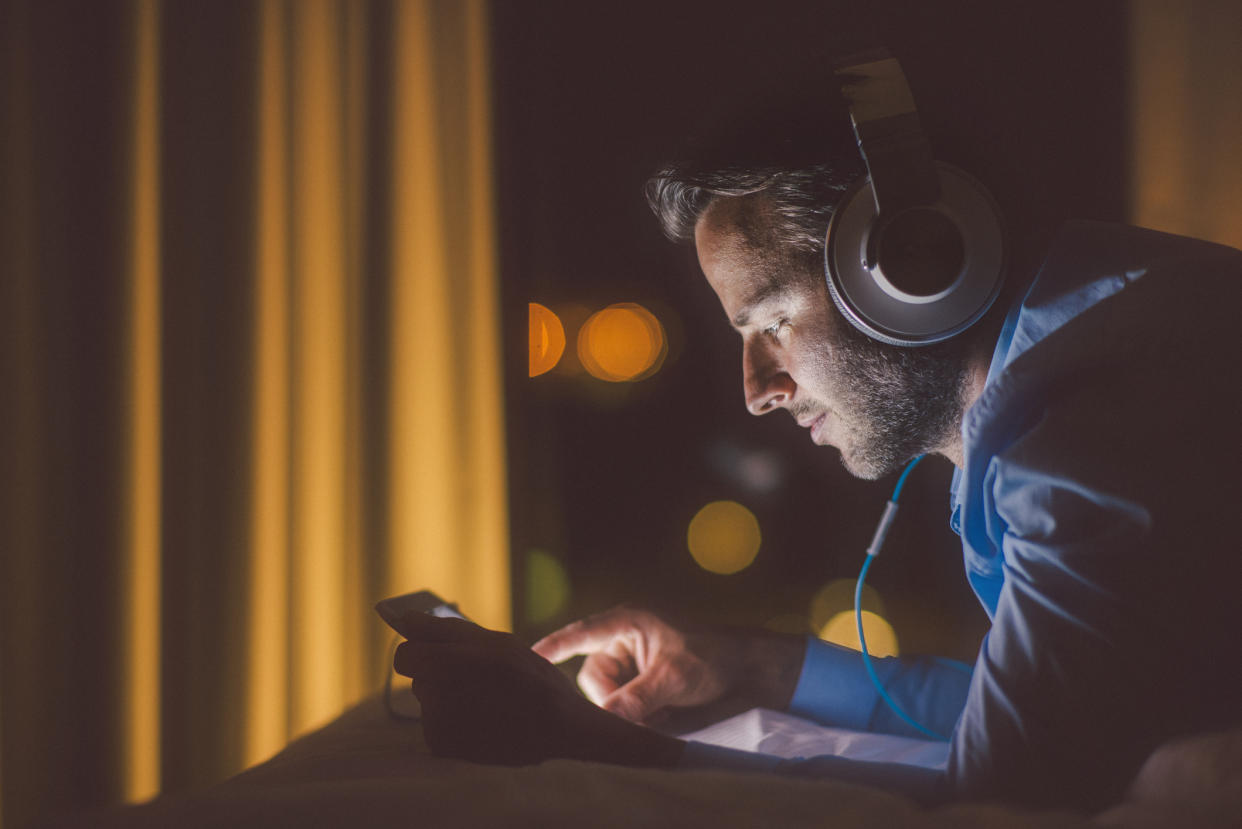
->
xmin=376 ymin=590 xmax=475 ymax=721
xmin=385 ymin=598 xmax=682 ymax=767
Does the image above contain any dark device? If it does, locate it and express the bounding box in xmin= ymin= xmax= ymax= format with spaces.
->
xmin=375 ymin=589 xmax=472 ymax=637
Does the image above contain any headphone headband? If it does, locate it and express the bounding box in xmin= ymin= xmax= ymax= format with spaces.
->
xmin=825 ymin=51 xmax=1005 ymax=347
xmin=835 ymin=54 xmax=941 ymax=216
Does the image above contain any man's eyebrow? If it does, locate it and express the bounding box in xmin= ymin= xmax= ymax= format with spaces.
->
xmin=731 ymin=282 xmax=791 ymax=329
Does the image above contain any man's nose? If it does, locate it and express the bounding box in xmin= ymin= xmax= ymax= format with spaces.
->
xmin=743 ymin=343 xmax=795 ymax=415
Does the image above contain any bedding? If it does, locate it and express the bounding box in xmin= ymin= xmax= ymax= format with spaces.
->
xmin=38 ymin=694 xmax=1242 ymax=828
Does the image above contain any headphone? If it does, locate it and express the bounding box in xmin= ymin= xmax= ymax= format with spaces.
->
xmin=825 ymin=51 xmax=1006 ymax=347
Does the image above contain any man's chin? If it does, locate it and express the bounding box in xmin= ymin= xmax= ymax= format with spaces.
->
xmin=838 ymin=452 xmax=885 ymax=481
xmin=837 ymin=442 xmax=909 ymax=481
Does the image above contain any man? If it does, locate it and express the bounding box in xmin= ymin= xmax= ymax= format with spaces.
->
xmin=395 ymin=61 xmax=1242 ymax=811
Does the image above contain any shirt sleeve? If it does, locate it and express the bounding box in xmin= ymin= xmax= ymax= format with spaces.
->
xmin=788 ymin=636 xmax=973 ymax=740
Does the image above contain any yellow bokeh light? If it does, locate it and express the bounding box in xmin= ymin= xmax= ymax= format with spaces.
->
xmin=687 ymin=500 xmax=761 ymax=574
xmin=524 ymin=548 xmax=570 ymax=624
xmin=819 ymin=610 xmax=900 ymax=657
xmin=809 ymin=578 xmax=886 ymax=634
xmin=528 ymin=302 xmax=566 ymax=377
xmin=577 ymin=302 xmax=666 ymax=382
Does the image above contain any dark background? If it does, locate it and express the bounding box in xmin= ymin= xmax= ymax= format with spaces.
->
xmin=493 ymin=0 xmax=1126 ymax=659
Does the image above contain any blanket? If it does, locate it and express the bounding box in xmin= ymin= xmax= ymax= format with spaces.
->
xmin=41 ymin=695 xmax=1242 ymax=828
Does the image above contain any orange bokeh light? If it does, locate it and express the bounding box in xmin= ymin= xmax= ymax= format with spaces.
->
xmin=577 ymin=303 xmax=666 ymax=382
xmin=528 ymin=302 xmax=566 ymax=377
xmin=687 ymin=500 xmax=761 ymax=575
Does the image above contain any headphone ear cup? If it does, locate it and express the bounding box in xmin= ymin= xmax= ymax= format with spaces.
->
xmin=824 ymin=162 xmax=1005 ymax=347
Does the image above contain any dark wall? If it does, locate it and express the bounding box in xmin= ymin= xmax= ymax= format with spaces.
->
xmin=493 ymin=0 xmax=1125 ymax=656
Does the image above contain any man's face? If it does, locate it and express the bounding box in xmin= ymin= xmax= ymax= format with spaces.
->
xmin=694 ymin=197 xmax=968 ymax=479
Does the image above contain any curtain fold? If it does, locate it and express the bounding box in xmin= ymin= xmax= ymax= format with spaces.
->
xmin=0 ymin=1 xmax=509 ymax=825
xmin=1128 ymin=0 xmax=1242 ymax=248
xmin=122 ymin=0 xmax=163 ymax=804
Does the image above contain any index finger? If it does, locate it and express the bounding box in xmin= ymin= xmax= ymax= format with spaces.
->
xmin=532 ymin=607 xmax=638 ymax=663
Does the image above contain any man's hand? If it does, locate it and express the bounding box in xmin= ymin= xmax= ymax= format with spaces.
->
xmin=393 ymin=613 xmax=682 ymax=768
xmin=532 ymin=606 xmax=806 ymax=726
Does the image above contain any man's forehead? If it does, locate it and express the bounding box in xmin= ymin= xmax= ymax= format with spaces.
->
xmin=696 ymin=195 xmax=817 ymax=326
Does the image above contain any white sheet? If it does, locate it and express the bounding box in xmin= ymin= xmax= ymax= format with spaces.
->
xmin=681 ymin=707 xmax=950 ymax=769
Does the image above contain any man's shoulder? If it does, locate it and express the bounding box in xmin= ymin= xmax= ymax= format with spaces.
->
xmin=1000 ymin=220 xmax=1242 ymax=367
xmin=965 ymin=220 xmax=1242 ymax=472
xmin=1038 ymin=220 xmax=1242 ymax=295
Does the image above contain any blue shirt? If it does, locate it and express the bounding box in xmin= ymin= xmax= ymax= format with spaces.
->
xmin=682 ymin=222 xmax=1242 ymax=809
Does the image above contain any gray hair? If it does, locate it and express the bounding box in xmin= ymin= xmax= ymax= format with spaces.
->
xmin=643 ymin=82 xmax=866 ymax=259
xmin=645 ymin=163 xmax=861 ymax=257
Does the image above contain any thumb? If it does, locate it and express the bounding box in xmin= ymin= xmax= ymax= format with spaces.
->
xmin=601 ymin=672 xmax=665 ymax=724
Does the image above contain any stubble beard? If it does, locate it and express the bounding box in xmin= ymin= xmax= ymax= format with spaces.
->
xmin=823 ymin=326 xmax=971 ymax=480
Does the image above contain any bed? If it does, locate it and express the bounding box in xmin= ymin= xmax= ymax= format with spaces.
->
xmin=39 ymin=689 xmax=1242 ymax=829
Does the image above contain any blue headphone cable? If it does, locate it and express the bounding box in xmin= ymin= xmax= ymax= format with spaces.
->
xmin=855 ymin=454 xmax=952 ymax=742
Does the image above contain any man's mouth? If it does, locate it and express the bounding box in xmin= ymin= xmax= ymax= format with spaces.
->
xmin=798 ymin=413 xmax=827 ymax=442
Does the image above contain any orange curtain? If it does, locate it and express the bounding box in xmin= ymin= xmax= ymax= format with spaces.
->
xmin=0 ymin=1 xmax=509 ymax=825
xmin=1128 ymin=1 xmax=1242 ymax=248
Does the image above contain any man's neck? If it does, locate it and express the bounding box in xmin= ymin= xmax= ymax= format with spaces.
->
xmin=937 ymin=345 xmax=992 ymax=470
xmin=936 ymin=230 xmax=1044 ymax=470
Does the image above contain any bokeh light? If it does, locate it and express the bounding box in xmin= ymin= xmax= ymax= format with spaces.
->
xmin=528 ymin=302 xmax=566 ymax=377
xmin=577 ymin=302 xmax=666 ymax=382
xmin=687 ymin=500 xmax=761 ymax=574
xmin=524 ymin=548 xmax=569 ymax=624
xmin=819 ymin=610 xmax=900 ymax=657
xmin=809 ymin=578 xmax=886 ymax=633
xmin=708 ymin=441 xmax=786 ymax=495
